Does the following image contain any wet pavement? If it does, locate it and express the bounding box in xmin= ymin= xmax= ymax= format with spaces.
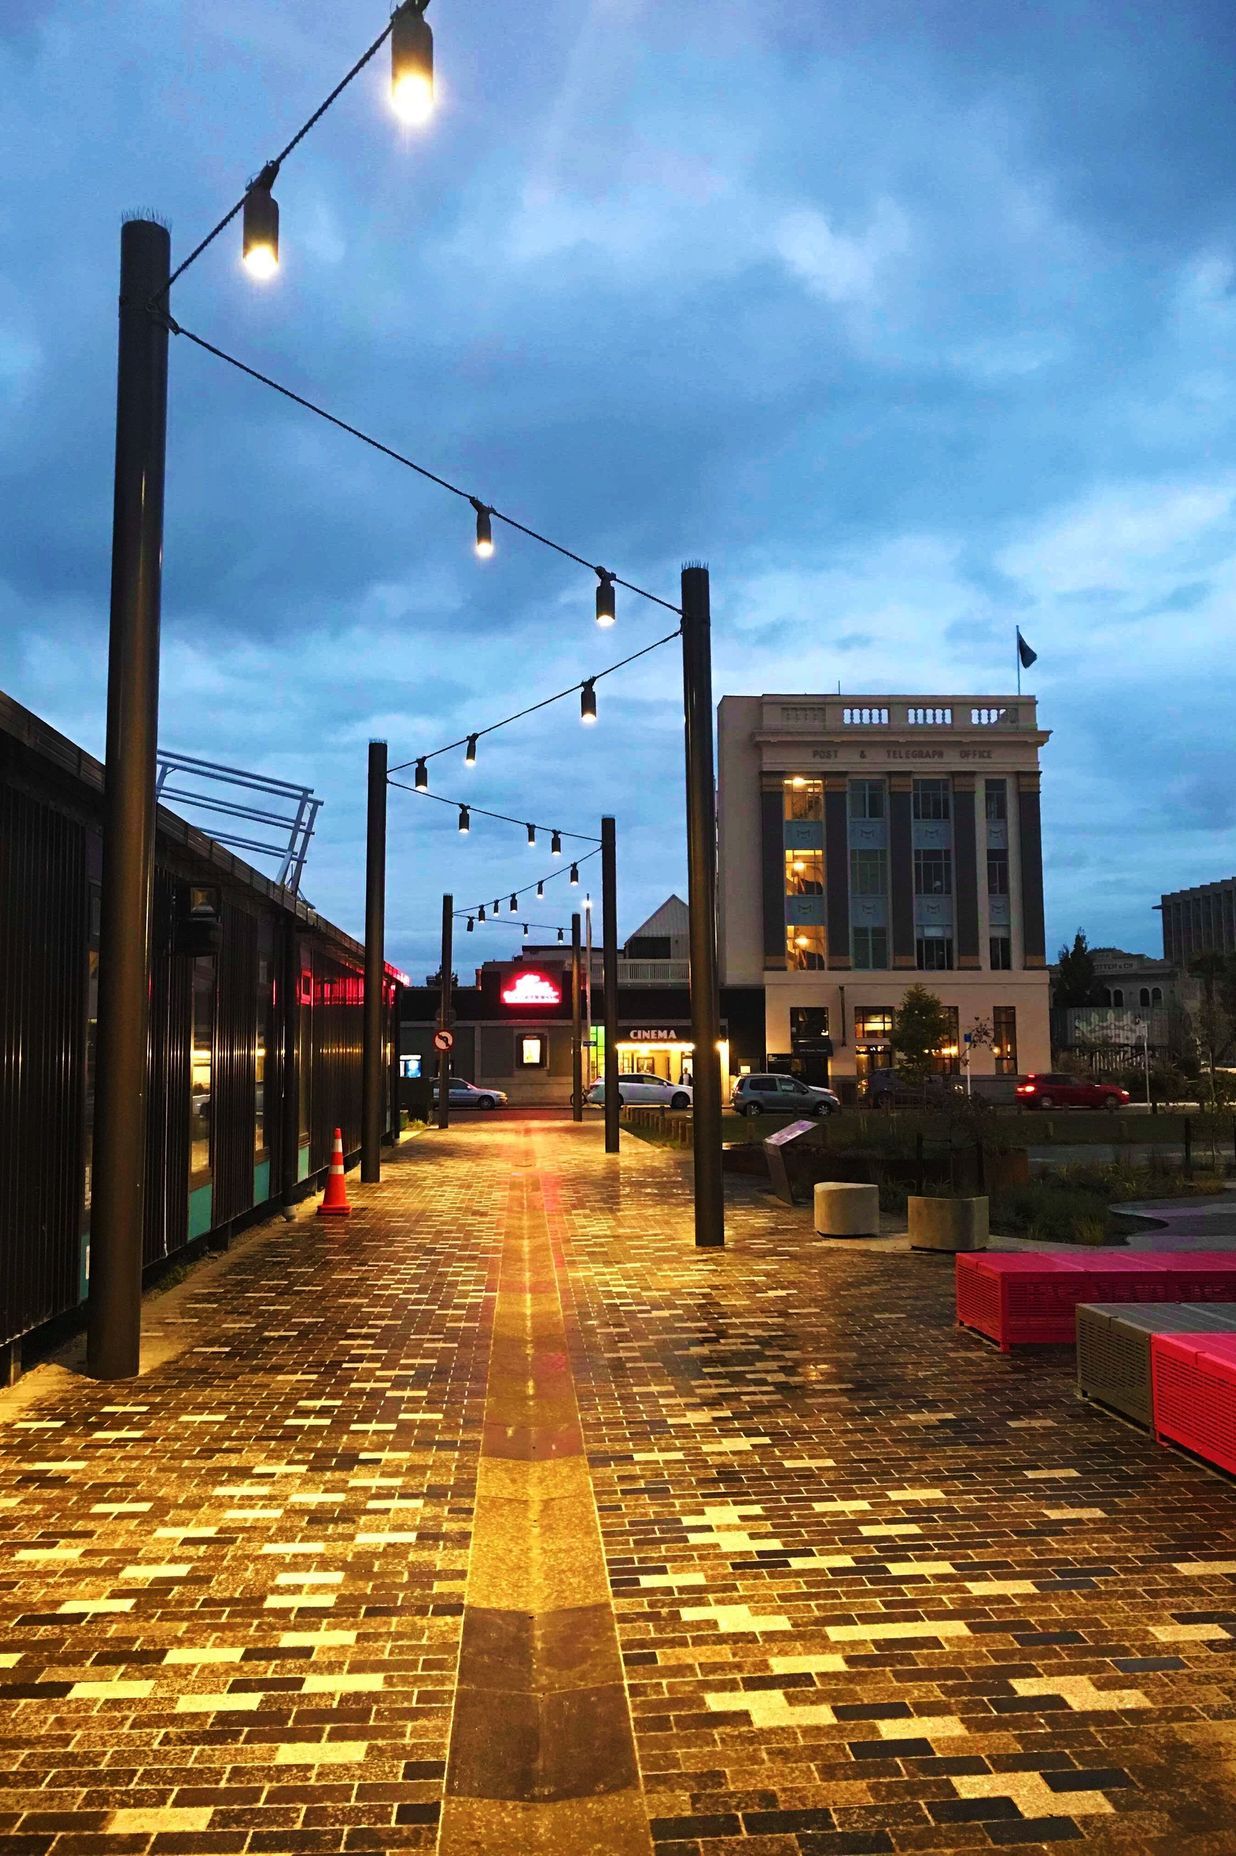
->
xmin=3 ymin=1116 xmax=1236 ymax=1853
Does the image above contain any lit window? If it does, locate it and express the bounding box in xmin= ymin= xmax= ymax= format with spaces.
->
xmin=784 ymin=849 xmax=823 ymax=896
xmin=783 ymin=780 xmax=823 ymax=822
xmin=786 ymin=924 xmax=826 ymax=970
xmin=518 ymin=1035 xmax=547 ymax=1069
xmin=993 ymin=1005 xmax=1017 ymax=1075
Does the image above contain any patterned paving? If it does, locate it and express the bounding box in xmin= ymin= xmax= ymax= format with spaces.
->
xmin=3 ymin=1118 xmax=1236 ymax=1853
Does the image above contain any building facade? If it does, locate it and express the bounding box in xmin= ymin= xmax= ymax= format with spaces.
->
xmin=1160 ymin=879 xmax=1236 ymax=964
xmin=718 ymin=693 xmax=1052 ymax=1093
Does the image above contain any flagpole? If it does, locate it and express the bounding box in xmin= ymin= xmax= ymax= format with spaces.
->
xmin=1016 ymin=629 xmax=1021 ymax=697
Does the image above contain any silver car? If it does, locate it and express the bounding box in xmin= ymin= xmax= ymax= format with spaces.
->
xmin=732 ymin=1073 xmax=840 ymax=1118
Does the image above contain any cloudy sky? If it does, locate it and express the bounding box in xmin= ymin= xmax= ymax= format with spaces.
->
xmin=4 ymin=0 xmax=1236 ymax=978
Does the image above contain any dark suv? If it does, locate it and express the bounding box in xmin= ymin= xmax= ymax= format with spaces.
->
xmin=865 ymin=1068 xmax=964 ymax=1110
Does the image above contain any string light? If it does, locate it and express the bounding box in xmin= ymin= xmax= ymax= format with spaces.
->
xmin=583 ymin=892 xmax=592 ymax=912
xmin=478 ymin=904 xmax=486 ymax=921
xmin=458 ymin=804 xmax=470 ymax=833
xmin=414 ymin=758 xmax=428 ymax=790
xmin=580 ymin=679 xmax=597 ymax=725
xmin=242 ymin=163 xmax=280 ymax=280
xmin=465 ymin=734 xmax=478 ymax=768
xmin=509 ymin=894 xmax=518 ymax=913
xmin=558 ymin=928 xmax=565 ymax=942
xmin=536 ymin=880 xmax=544 ymax=898
xmin=551 ymin=831 xmax=562 ymax=856
xmin=595 ymin=570 xmax=616 ymax=627
xmin=466 ymin=916 xmax=474 ymax=931
xmin=527 ymin=823 xmax=536 ymax=846
xmin=493 ymin=899 xmax=500 ymax=914
xmin=471 ymin=498 xmax=494 ymax=558
xmin=390 ymin=782 xmax=598 ymax=848
xmin=390 ymin=0 xmax=434 ymax=125
xmin=450 ymin=846 xmax=601 ymax=923
xmin=570 ymin=863 xmax=579 ymax=886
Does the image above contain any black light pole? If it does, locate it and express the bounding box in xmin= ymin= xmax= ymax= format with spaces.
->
xmin=601 ymin=816 xmax=620 ymax=1153
xmin=437 ymin=894 xmax=453 ymax=1130
xmin=361 ymin=739 xmax=387 ymax=1182
xmin=681 ymin=564 xmax=724 ymax=1247
xmin=571 ymin=911 xmax=584 ymax=1123
xmin=87 ymin=219 xmax=172 ymax=1381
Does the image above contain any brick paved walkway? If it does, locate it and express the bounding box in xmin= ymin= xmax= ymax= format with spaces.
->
xmin=4 ymin=1119 xmax=1236 ymax=1854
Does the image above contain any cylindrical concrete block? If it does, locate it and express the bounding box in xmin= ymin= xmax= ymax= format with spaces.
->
xmin=813 ymin=1181 xmax=880 ymax=1238
xmin=908 ymin=1195 xmax=989 ymax=1252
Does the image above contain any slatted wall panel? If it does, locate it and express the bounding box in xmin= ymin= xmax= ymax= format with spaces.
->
xmin=0 ymin=786 xmax=88 ymax=1344
xmin=310 ymin=952 xmax=364 ymax=1169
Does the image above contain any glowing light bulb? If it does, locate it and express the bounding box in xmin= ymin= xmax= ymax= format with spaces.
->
xmin=391 ymin=4 xmax=434 ymax=124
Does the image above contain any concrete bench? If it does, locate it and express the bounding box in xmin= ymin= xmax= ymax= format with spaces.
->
xmin=813 ymin=1181 xmax=880 ymax=1238
xmin=909 ymin=1196 xmax=988 ymax=1253
xmin=1078 ymin=1302 xmax=1236 ymax=1427
xmin=956 ymin=1250 xmax=1236 ymax=1351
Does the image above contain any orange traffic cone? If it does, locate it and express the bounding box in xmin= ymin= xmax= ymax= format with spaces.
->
xmin=317 ymin=1128 xmax=352 ymax=1217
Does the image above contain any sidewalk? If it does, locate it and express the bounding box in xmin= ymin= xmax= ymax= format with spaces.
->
xmin=3 ymin=1117 xmax=1236 ymax=1852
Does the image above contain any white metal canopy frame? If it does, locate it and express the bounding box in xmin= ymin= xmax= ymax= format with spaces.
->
xmin=155 ymin=750 xmax=322 ymax=895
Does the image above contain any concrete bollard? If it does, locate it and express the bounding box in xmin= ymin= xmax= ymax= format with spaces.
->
xmin=908 ymin=1195 xmax=989 ymax=1252
xmin=813 ymin=1181 xmax=880 ymax=1238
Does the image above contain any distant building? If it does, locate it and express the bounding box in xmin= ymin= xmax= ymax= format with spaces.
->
xmin=1050 ymin=947 xmax=1185 ymax=1072
xmin=717 ymin=692 xmax=1052 ymax=1092
xmin=1160 ymin=879 xmax=1236 ymax=964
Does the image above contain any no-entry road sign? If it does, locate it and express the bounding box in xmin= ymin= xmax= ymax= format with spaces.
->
xmin=433 ymin=1029 xmax=454 ymax=1053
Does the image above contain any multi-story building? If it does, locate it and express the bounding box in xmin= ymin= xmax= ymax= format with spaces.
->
xmin=718 ymin=693 xmax=1052 ymax=1094
xmin=1160 ymin=879 xmax=1236 ymax=964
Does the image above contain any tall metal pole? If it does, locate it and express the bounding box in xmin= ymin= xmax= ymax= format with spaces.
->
xmin=601 ymin=816 xmax=620 ymax=1154
xmin=584 ymin=899 xmax=594 ymax=1082
xmin=361 ymin=739 xmax=387 ymax=1182
xmin=87 ymin=218 xmax=172 ymax=1381
xmin=571 ymin=912 xmax=584 ymax=1123
xmin=681 ymin=564 xmax=724 ymax=1247
xmin=437 ymin=895 xmax=453 ymax=1130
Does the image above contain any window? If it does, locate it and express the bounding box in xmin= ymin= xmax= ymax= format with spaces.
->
xmin=916 ymin=930 xmax=954 ymax=971
xmin=990 ymin=935 xmax=1012 ymax=970
xmin=626 ymin=935 xmax=671 ymax=959
xmin=190 ymin=955 xmax=214 ymax=1182
xmin=1152 ymin=987 xmax=1163 ymax=1004
xmin=785 ymin=849 xmax=824 ymax=896
xmin=849 ymin=778 xmax=884 ymax=820
xmin=1139 ymin=987 xmax=1151 ymax=1008
xmin=1111 ymin=987 xmax=1124 ymax=1007
xmin=914 ymin=847 xmax=952 ymax=896
xmin=518 ymin=1034 xmax=547 ymax=1069
xmin=993 ymin=1005 xmax=1017 ymax=1075
xmin=985 ymin=779 xmax=1007 ymax=823
xmin=255 ymin=924 xmax=273 ymax=1157
xmin=783 ymin=780 xmax=823 ymax=821
xmin=987 ymin=849 xmax=1009 ymax=896
xmin=851 ymin=926 xmax=888 ymax=969
xmin=850 ymin=848 xmax=887 ymax=897
xmin=933 ymin=1005 xmax=961 ymax=1074
xmin=786 ymin=924 xmax=826 ymax=970
xmin=913 ymin=778 xmax=951 ymax=820
xmin=791 ymin=1006 xmax=830 ymax=1045
xmin=399 ymin=1054 xmax=422 ymax=1079
xmin=297 ymin=960 xmax=313 ymax=1149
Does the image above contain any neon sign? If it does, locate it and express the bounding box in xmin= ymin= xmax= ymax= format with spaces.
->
xmin=501 ymin=970 xmax=562 ymax=1008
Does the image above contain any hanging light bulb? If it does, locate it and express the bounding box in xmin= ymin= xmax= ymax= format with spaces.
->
xmin=536 ymin=880 xmax=544 ymax=899
xmin=522 ymin=923 xmax=529 ymax=935
xmin=242 ymin=162 xmax=281 ymax=280
xmin=493 ymin=899 xmax=500 ymax=915
xmin=478 ymin=904 xmax=486 ymax=921
xmin=551 ymin=830 xmax=562 ymax=856
xmin=595 ymin=570 xmax=616 ymax=627
xmin=527 ymin=822 xmax=536 ymax=846
xmin=509 ymin=894 xmax=518 ymax=913
xmin=580 ymin=679 xmax=598 ymax=724
xmin=414 ymin=757 xmax=428 ymax=791
xmin=457 ymin=804 xmax=470 ymax=833
xmin=569 ymin=862 xmax=579 ymax=886
xmin=391 ymin=0 xmax=434 ymax=126
xmin=583 ymin=892 xmax=592 ymax=912
xmin=471 ymin=498 xmax=493 ymax=558
xmin=466 ymin=916 xmax=475 ymax=933
xmin=465 ymin=734 xmax=478 ymax=768
xmin=558 ymin=927 xmax=565 ymax=942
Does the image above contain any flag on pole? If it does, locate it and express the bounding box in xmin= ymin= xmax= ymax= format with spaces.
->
xmin=1016 ymin=628 xmax=1037 ymax=669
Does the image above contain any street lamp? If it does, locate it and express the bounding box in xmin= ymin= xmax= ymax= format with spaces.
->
xmin=391 ymin=1 xmax=435 ymax=125
xmin=1133 ymin=1015 xmax=1151 ymax=1107
xmin=242 ymin=164 xmax=280 ymax=279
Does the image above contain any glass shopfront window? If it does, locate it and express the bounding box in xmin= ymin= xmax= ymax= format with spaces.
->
xmin=190 ymin=954 xmax=214 ymax=1182
xmin=853 ymin=1007 xmax=894 ymax=1092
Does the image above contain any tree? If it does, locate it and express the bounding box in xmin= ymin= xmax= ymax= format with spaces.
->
xmin=1054 ymin=930 xmax=1102 ymax=1007
xmin=1187 ymin=953 xmax=1236 ymax=1101
xmin=891 ymin=984 xmax=954 ymax=1084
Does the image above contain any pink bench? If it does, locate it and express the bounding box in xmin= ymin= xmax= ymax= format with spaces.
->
xmin=956 ymin=1250 xmax=1236 ymax=1350
xmin=1151 ymin=1331 xmax=1236 ymax=1475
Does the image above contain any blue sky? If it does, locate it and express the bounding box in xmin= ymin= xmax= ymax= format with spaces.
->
xmin=4 ymin=0 xmax=1236 ymax=977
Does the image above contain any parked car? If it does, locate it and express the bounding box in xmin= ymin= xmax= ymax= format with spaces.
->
xmin=586 ymin=1074 xmax=694 ymax=1110
xmin=429 ymin=1078 xmax=508 ymax=1110
xmin=1015 ymin=1073 xmax=1130 ymax=1112
xmin=865 ymin=1068 xmax=964 ymax=1111
xmin=731 ymin=1073 xmax=841 ymax=1118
